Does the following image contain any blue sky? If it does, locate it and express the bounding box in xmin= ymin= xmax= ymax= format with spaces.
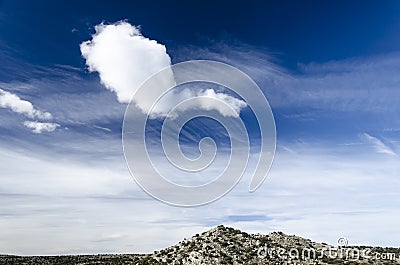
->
xmin=0 ymin=0 xmax=400 ymax=255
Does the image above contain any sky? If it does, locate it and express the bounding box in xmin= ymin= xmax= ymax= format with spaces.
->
xmin=1 ymin=0 xmax=400 ymax=255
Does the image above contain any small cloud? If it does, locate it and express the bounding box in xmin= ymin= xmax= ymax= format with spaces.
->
xmin=97 ymin=233 xmax=124 ymax=242
xmin=151 ymin=88 xmax=247 ymax=119
xmin=194 ymin=89 xmax=247 ymax=118
xmin=362 ymin=133 xmax=397 ymax=156
xmin=0 ymin=88 xmax=59 ymax=134
xmin=0 ymin=88 xmax=52 ymax=119
xmin=227 ymin=214 xmax=270 ymax=222
xmin=93 ymin=125 xmax=112 ymax=132
xmin=23 ymin=121 xmax=60 ymax=134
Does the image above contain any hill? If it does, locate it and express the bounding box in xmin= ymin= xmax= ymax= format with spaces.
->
xmin=1 ymin=225 xmax=399 ymax=264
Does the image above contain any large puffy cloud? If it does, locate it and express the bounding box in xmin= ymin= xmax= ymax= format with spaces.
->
xmin=80 ymin=21 xmax=247 ymax=118
xmin=80 ymin=21 xmax=173 ymax=104
xmin=0 ymin=88 xmax=52 ymax=120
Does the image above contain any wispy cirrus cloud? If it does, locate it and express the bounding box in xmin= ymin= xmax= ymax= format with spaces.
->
xmin=0 ymin=139 xmax=399 ymax=254
xmin=176 ymin=44 xmax=400 ymax=115
xmin=362 ymin=133 xmax=398 ymax=157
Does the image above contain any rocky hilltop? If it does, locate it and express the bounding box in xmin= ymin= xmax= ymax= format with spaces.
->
xmin=1 ymin=225 xmax=399 ymax=264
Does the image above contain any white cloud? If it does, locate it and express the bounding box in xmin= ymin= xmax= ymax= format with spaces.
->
xmin=80 ymin=21 xmax=173 ymax=104
xmin=189 ymin=89 xmax=247 ymax=118
xmin=152 ymin=88 xmax=247 ymax=119
xmin=80 ymin=21 xmax=247 ymax=119
xmin=362 ymin=133 xmax=398 ymax=156
xmin=0 ymin=88 xmax=60 ymax=133
xmin=23 ymin=121 xmax=60 ymax=134
xmin=0 ymin=88 xmax=52 ymax=119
